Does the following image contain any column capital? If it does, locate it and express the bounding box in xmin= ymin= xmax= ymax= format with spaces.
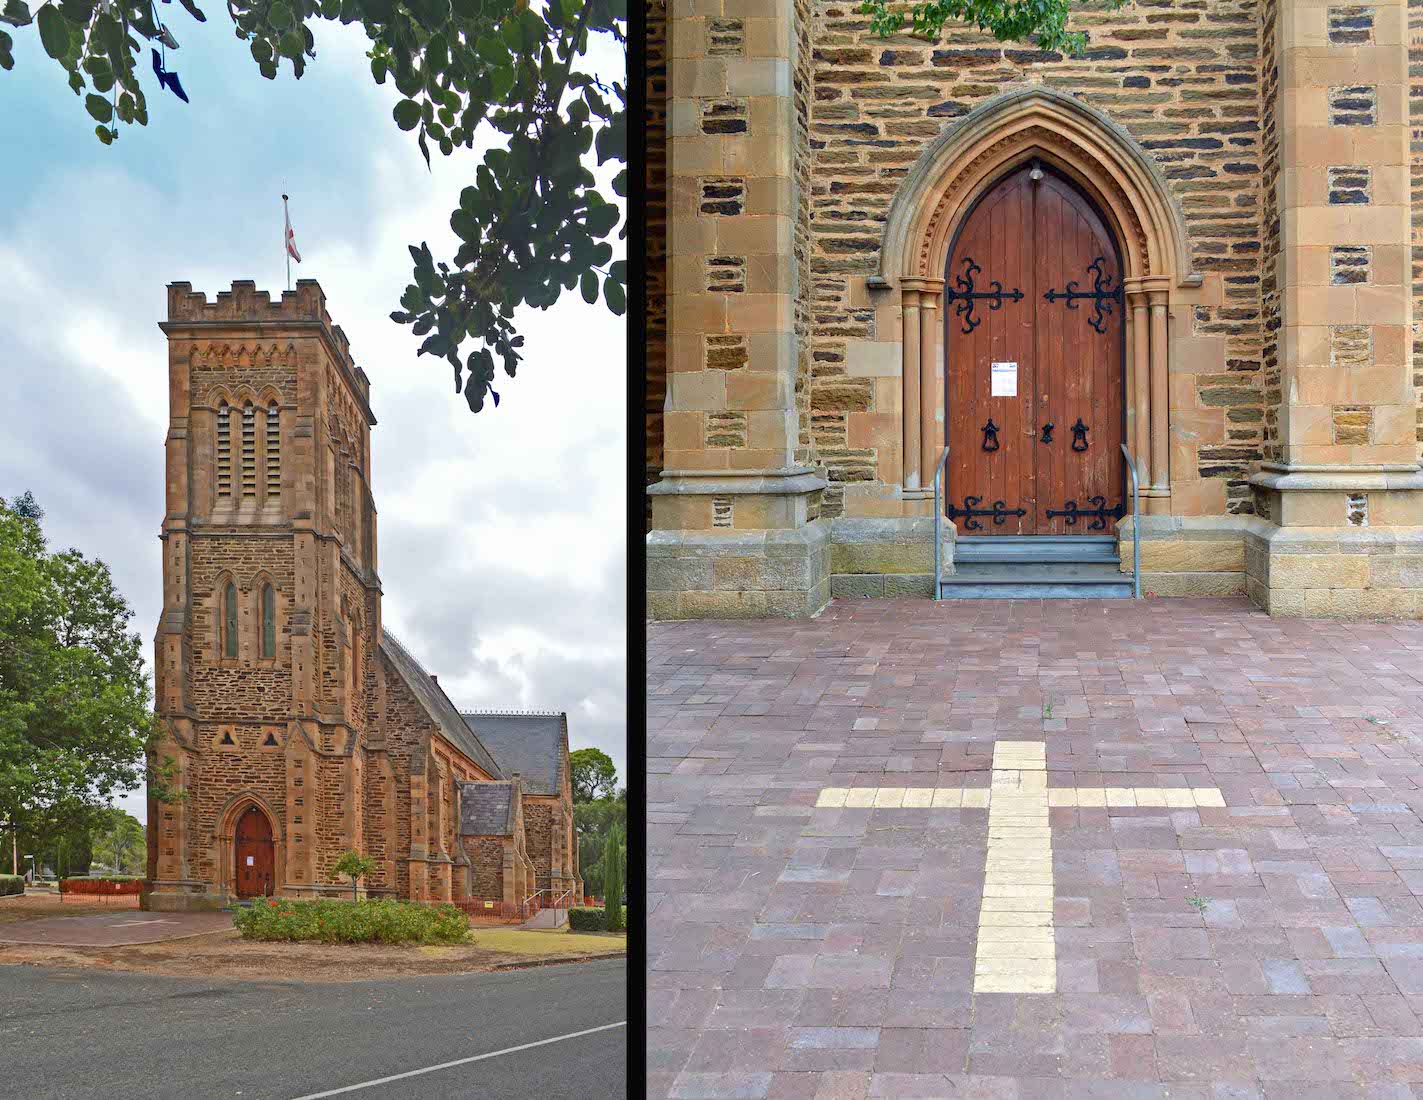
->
xmin=1124 ymin=275 xmax=1170 ymax=303
xmin=901 ymin=276 xmax=944 ymax=305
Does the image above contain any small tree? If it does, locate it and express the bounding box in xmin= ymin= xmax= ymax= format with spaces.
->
xmin=334 ymin=850 xmax=378 ymax=902
xmin=602 ymin=829 xmax=622 ymax=933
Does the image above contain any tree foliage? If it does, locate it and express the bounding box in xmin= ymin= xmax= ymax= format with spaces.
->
xmin=860 ymin=0 xmax=1125 ymax=54
xmin=91 ymin=806 xmax=146 ymax=875
xmin=601 ymin=823 xmax=622 ymax=932
xmin=334 ymin=849 xmax=380 ymax=899
xmin=569 ymin=745 xmax=616 ymax=803
xmin=1 ymin=0 xmax=627 ymax=414
xmin=0 ymin=493 xmax=154 ymax=849
xmin=574 ymin=784 xmax=623 ymax=888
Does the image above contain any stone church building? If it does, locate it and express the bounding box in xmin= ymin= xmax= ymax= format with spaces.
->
xmin=646 ymin=0 xmax=1423 ymax=616
xmin=144 ymin=280 xmax=581 ymax=911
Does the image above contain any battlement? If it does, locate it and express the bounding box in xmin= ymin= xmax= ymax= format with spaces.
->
xmin=166 ymin=279 xmax=371 ymax=408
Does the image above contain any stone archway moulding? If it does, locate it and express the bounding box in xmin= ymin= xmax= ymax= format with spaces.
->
xmin=879 ymin=87 xmax=1195 ymax=510
xmin=879 ymin=86 xmax=1195 ymax=285
xmin=214 ymin=791 xmax=283 ymax=899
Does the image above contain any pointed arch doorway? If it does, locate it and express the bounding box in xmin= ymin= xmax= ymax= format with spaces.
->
xmin=234 ymin=805 xmax=275 ymax=898
xmin=944 ymin=160 xmax=1126 ymax=536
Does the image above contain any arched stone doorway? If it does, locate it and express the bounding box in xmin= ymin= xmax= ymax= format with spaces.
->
xmin=215 ymin=794 xmax=283 ymax=901
xmin=233 ymin=805 xmax=275 ymax=898
xmin=942 ymin=161 xmax=1127 ymax=536
xmin=880 ymin=87 xmax=1195 ymax=516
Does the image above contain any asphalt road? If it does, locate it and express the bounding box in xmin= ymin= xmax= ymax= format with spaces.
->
xmin=0 ymin=958 xmax=627 ymax=1099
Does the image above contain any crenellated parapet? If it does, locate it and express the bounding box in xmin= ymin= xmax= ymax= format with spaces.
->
xmin=165 ymin=279 xmax=372 ymax=417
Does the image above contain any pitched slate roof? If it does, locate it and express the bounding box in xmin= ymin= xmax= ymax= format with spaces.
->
xmin=459 ymin=711 xmax=567 ymax=797
xmin=379 ymin=632 xmax=503 ymax=779
xmin=458 ymin=780 xmax=517 ymax=836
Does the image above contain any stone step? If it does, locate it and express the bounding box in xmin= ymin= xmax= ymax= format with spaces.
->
xmin=938 ymin=560 xmax=1134 ymax=600
xmin=956 ymin=535 xmax=1120 ymax=565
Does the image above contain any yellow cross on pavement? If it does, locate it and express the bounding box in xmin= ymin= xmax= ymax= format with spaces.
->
xmin=815 ymin=740 xmax=1225 ymax=994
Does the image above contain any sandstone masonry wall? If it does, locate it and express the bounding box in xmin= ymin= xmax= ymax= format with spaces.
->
xmin=808 ymin=0 xmax=1265 ymax=518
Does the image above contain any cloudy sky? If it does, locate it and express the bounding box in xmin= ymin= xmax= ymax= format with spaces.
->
xmin=0 ymin=19 xmax=627 ymax=823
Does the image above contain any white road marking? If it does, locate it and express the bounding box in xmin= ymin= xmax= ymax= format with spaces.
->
xmin=287 ymin=1020 xmax=627 ymax=1099
xmin=815 ymin=749 xmax=1226 ymax=994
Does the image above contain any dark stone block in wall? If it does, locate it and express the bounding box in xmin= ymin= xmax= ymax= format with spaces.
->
xmin=1327 ymin=165 xmax=1371 ymax=204
xmin=1328 ymin=6 xmax=1374 ymax=45
xmin=1328 ymin=85 xmax=1377 ymax=126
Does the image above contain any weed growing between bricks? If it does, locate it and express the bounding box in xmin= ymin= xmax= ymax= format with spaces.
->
xmin=233 ymin=899 xmax=470 ymax=945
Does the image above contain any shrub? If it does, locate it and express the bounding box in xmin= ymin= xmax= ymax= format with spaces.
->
xmin=603 ymin=831 xmax=623 ymax=933
xmin=0 ymin=875 xmax=23 ymax=897
xmin=233 ymin=898 xmax=469 ymax=945
xmin=59 ymin=877 xmax=143 ymax=896
xmin=568 ymin=906 xmax=607 ymax=932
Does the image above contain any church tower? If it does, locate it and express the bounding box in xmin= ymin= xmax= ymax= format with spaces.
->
xmin=145 ymin=279 xmax=382 ymax=910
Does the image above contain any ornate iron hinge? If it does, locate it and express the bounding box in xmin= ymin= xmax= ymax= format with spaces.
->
xmin=1042 ymin=256 xmax=1123 ymax=334
xmin=1045 ymin=496 xmax=1125 ymax=531
xmin=947 ymin=496 xmax=1028 ymax=531
xmin=945 ymin=256 xmax=1024 ymax=335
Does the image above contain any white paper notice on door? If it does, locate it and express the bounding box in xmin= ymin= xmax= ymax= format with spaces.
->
xmin=991 ymin=361 xmax=1018 ymax=397
xmin=246 ymin=856 xmax=254 ymax=866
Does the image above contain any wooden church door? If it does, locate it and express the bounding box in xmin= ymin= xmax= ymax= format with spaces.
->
xmin=234 ymin=806 xmax=274 ymax=898
xmin=944 ymin=162 xmax=1126 ymax=536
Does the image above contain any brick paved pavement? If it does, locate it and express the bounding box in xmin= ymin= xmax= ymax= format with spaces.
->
xmin=647 ymin=597 xmax=1423 ymax=1098
xmin=0 ymin=911 xmax=233 ymax=946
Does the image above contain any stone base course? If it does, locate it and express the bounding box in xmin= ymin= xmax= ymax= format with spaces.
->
xmin=648 ymin=524 xmax=832 ymax=620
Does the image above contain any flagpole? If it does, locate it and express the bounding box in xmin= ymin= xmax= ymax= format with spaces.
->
xmin=282 ymin=193 xmax=291 ymax=292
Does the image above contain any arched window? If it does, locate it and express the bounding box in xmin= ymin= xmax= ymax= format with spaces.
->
xmin=265 ymin=402 xmax=281 ymax=500
xmin=241 ymin=403 xmax=257 ymax=498
xmin=260 ymin=583 xmax=276 ymax=658
xmin=223 ymin=582 xmax=238 ymax=658
xmin=216 ymin=403 xmax=232 ymax=499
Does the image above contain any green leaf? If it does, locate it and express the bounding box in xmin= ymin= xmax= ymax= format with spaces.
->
xmin=603 ymin=277 xmax=625 ymax=316
xmin=251 ymin=38 xmax=273 ymax=63
xmin=489 ymin=59 xmax=513 ymax=100
xmin=95 ymin=123 xmax=113 ymax=144
xmin=267 ymin=1 xmax=293 ymax=28
xmin=36 ymin=5 xmax=68 ymax=59
xmin=278 ymin=30 xmax=304 ymax=59
xmin=84 ymin=93 xmax=112 ymax=122
xmin=1 ymin=0 xmax=32 ymax=27
xmin=0 ymin=29 xmax=12 ymax=70
xmin=579 ymin=269 xmax=597 ymax=304
xmin=176 ymin=0 xmax=207 ymax=22
xmin=392 ymin=98 xmax=421 ymax=131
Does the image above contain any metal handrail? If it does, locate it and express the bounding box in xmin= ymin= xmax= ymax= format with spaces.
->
xmin=931 ymin=446 xmax=950 ymax=601
xmin=1120 ymin=443 xmax=1141 ymax=599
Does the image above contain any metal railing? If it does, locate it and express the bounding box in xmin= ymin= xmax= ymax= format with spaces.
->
xmin=1121 ymin=443 xmax=1142 ymax=599
xmin=931 ymin=446 xmax=950 ymax=601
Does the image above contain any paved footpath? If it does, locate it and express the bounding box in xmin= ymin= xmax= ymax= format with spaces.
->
xmin=648 ymin=597 xmax=1423 ymax=1098
xmin=0 ymin=909 xmax=232 ymax=945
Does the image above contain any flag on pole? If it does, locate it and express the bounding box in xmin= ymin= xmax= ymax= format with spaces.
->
xmin=283 ymin=195 xmax=302 ymax=263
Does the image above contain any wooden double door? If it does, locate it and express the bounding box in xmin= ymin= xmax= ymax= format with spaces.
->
xmin=944 ymin=163 xmax=1126 ymax=536
xmin=234 ymin=806 xmax=275 ymax=898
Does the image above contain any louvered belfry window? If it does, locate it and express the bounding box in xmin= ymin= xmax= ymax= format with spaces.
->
xmin=241 ymin=404 xmax=257 ymax=498
xmin=265 ymin=402 xmax=281 ymax=500
xmin=216 ymin=403 xmax=232 ymax=499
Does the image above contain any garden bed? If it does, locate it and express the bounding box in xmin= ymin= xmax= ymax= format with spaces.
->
xmin=234 ymin=898 xmax=468 ymax=945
